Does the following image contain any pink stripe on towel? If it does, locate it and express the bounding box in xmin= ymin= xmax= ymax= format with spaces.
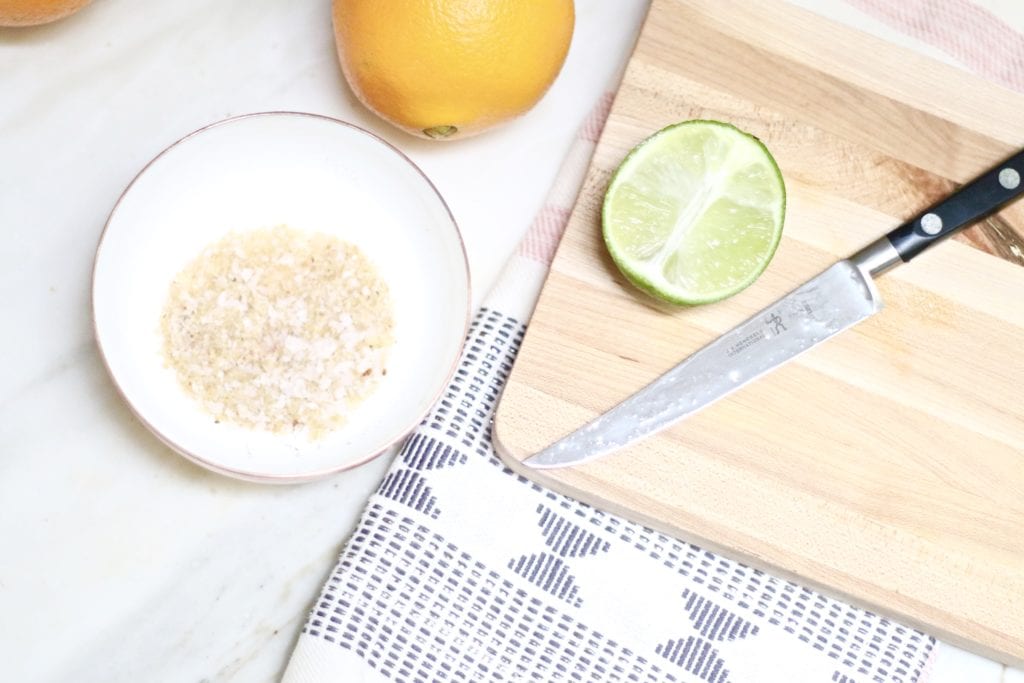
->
xmin=845 ymin=0 xmax=1024 ymax=92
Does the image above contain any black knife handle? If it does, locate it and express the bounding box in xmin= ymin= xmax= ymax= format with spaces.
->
xmin=887 ymin=149 xmax=1024 ymax=262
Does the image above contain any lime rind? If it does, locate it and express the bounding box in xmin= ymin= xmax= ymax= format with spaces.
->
xmin=602 ymin=120 xmax=786 ymax=306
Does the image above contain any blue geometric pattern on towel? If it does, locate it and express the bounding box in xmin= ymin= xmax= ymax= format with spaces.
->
xmin=655 ymin=636 xmax=731 ymax=682
xmin=507 ymin=504 xmax=613 ymax=607
xmin=507 ymin=552 xmax=584 ymax=608
xmin=536 ymin=504 xmax=611 ymax=558
xmin=680 ymin=589 xmax=760 ymax=642
xmin=378 ymin=434 xmax=468 ymax=518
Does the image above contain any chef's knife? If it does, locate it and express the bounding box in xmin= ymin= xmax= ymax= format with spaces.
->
xmin=524 ymin=151 xmax=1024 ymax=469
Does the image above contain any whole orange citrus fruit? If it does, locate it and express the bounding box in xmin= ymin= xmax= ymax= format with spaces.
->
xmin=333 ymin=0 xmax=575 ymax=140
xmin=0 ymin=0 xmax=91 ymax=26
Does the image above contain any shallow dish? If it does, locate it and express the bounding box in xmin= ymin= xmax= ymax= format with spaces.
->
xmin=92 ymin=112 xmax=470 ymax=482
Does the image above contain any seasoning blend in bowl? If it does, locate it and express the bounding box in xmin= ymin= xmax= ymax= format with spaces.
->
xmin=92 ymin=112 xmax=470 ymax=482
xmin=162 ymin=225 xmax=395 ymax=437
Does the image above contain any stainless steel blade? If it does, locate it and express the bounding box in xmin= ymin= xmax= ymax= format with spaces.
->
xmin=523 ymin=260 xmax=883 ymax=469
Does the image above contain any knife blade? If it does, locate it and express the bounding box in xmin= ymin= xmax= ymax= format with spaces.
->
xmin=524 ymin=149 xmax=1024 ymax=469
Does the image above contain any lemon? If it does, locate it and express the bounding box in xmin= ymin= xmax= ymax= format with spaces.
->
xmin=602 ymin=120 xmax=786 ymax=305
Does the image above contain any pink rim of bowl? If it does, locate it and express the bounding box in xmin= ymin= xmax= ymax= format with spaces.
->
xmin=91 ymin=112 xmax=471 ymax=483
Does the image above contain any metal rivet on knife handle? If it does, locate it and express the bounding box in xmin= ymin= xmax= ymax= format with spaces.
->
xmin=999 ymin=167 xmax=1020 ymax=190
xmin=920 ymin=213 xmax=943 ymax=235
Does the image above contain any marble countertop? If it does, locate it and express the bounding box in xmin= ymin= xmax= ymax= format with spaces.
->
xmin=1 ymin=0 xmax=1019 ymax=680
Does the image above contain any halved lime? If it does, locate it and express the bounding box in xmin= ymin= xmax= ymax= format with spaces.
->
xmin=602 ymin=120 xmax=786 ymax=305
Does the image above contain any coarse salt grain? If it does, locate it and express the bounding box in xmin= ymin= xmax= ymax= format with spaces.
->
xmin=161 ymin=225 xmax=394 ymax=437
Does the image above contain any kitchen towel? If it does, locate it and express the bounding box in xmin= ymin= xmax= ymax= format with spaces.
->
xmin=281 ymin=95 xmax=936 ymax=683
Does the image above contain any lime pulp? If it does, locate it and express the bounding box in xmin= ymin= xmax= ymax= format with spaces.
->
xmin=602 ymin=120 xmax=786 ymax=305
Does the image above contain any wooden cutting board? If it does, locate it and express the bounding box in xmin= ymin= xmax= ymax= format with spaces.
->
xmin=493 ymin=0 xmax=1024 ymax=665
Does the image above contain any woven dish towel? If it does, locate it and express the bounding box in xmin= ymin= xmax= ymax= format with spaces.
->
xmin=281 ymin=95 xmax=937 ymax=683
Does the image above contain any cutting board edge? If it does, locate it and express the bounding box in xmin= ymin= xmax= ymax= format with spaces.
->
xmin=491 ymin=428 xmax=1024 ymax=668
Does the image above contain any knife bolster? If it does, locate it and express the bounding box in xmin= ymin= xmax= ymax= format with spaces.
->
xmin=850 ymin=236 xmax=902 ymax=278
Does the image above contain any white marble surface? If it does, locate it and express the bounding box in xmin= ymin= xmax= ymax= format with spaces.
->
xmin=0 ymin=0 xmax=1018 ymax=681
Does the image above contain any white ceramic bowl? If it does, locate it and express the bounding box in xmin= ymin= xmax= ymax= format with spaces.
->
xmin=92 ymin=112 xmax=470 ymax=483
